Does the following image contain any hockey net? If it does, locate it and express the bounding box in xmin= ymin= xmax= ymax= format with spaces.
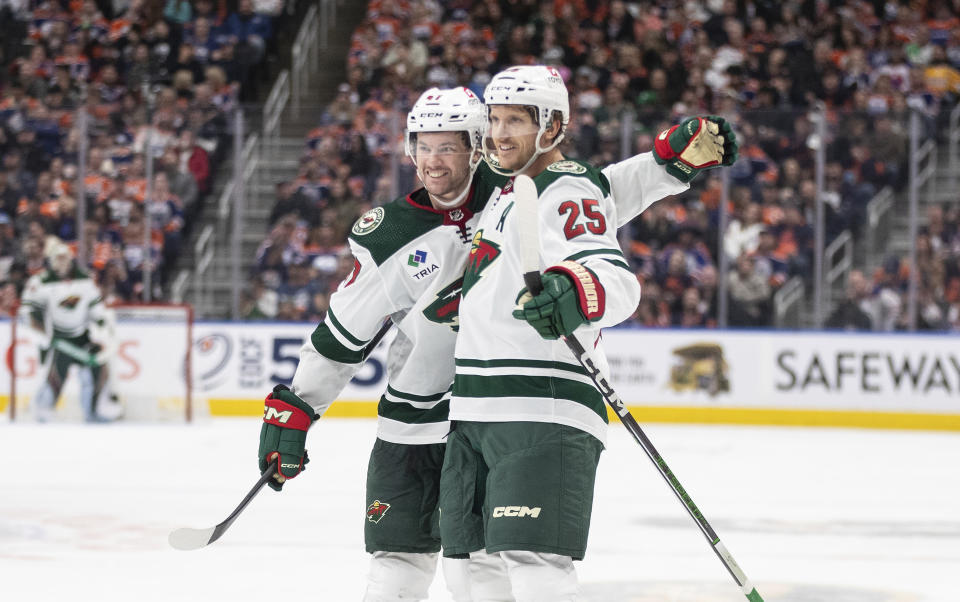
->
xmin=5 ymin=304 xmax=194 ymax=422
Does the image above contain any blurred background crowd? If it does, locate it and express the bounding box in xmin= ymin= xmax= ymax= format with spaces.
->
xmin=249 ymin=0 xmax=960 ymax=330
xmin=2 ymin=0 xmax=959 ymax=331
xmin=0 ymin=0 xmax=284 ymax=313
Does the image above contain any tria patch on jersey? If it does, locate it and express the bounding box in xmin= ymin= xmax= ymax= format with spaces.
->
xmin=547 ymin=160 xmax=586 ymax=174
xmin=366 ymin=500 xmax=391 ymax=524
xmin=352 ymin=207 xmax=385 ymax=236
xmin=404 ymin=245 xmax=440 ymax=281
xmin=423 ymin=277 xmax=463 ymax=332
xmin=462 ymin=230 xmax=501 ymax=297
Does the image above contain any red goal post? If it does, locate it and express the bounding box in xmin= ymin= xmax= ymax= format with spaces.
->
xmin=7 ymin=303 xmax=194 ymax=422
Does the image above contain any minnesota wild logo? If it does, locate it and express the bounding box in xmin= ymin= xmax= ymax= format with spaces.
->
xmin=424 ymin=277 xmax=463 ymax=331
xmin=59 ymin=295 xmax=82 ymax=309
xmin=462 ymin=229 xmax=500 ymax=297
xmin=366 ymin=500 xmax=391 ymax=524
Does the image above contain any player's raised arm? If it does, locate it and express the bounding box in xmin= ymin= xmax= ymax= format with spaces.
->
xmin=602 ymin=115 xmax=740 ymax=226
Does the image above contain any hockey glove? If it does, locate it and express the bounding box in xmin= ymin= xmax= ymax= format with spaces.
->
xmin=653 ymin=116 xmax=739 ymax=183
xmin=512 ymin=262 xmax=606 ymax=340
xmin=258 ymin=384 xmax=318 ymax=491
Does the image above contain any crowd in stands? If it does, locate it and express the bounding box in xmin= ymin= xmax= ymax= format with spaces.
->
xmin=0 ymin=0 xmax=284 ymax=317
xmin=251 ymin=0 xmax=960 ymax=330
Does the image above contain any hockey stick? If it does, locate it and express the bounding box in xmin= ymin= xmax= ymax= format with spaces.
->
xmin=168 ymin=457 xmax=278 ymax=551
xmin=168 ymin=319 xmax=394 ymax=551
xmin=514 ymin=174 xmax=763 ymax=602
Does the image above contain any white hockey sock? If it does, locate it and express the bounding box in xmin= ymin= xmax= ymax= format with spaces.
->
xmin=442 ymin=551 xmax=515 ymax=602
xmin=362 ymin=551 xmax=437 ymax=602
xmin=500 ymin=551 xmax=579 ymax=602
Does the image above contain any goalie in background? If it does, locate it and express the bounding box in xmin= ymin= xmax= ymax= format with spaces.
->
xmin=19 ymin=241 xmax=119 ymax=423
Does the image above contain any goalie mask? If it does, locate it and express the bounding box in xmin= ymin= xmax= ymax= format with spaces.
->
xmin=405 ymin=87 xmax=486 ymax=209
xmin=482 ymin=65 xmax=570 ymax=176
xmin=47 ymin=241 xmax=74 ymax=278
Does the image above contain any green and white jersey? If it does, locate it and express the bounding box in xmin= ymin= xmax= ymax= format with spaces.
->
xmin=20 ymin=267 xmax=104 ymax=340
xmin=451 ymin=159 xmax=643 ymax=446
xmin=291 ymin=153 xmax=686 ymax=446
xmin=292 ymin=164 xmax=505 ymax=445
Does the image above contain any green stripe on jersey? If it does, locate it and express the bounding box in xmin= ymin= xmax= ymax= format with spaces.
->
xmin=565 ymin=248 xmax=626 ymax=263
xmin=453 ymin=373 xmax=608 ymax=422
xmin=602 ymin=258 xmax=631 ymax=271
xmin=386 ymin=384 xmax=448 ymax=403
xmin=456 ymin=357 xmax=586 ymax=376
xmin=310 ymin=323 xmax=365 ymax=364
xmin=326 ymin=308 xmax=367 ymax=347
xmin=378 ymin=397 xmax=451 ymax=424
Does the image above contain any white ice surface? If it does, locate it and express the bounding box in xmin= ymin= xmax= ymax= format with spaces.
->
xmin=2 ymin=417 xmax=958 ymax=601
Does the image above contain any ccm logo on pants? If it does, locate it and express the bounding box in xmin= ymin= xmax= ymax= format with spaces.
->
xmin=492 ymin=506 xmax=542 ymax=518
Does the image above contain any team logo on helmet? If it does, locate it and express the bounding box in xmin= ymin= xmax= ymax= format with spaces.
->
xmin=366 ymin=500 xmax=391 ymax=524
xmin=547 ymin=160 xmax=586 ymax=174
xmin=462 ymin=230 xmax=501 ymax=297
xmin=352 ymin=207 xmax=385 ymax=236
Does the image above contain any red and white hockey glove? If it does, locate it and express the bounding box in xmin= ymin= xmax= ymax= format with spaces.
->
xmin=653 ymin=116 xmax=739 ymax=183
xmin=258 ymin=384 xmax=318 ymax=491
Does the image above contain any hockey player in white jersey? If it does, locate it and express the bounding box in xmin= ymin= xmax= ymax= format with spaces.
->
xmin=19 ymin=241 xmax=116 ymax=423
xmin=254 ymin=83 xmax=736 ymax=601
xmin=256 ymin=87 xmax=515 ymax=602
xmin=439 ymin=66 xmax=737 ymax=601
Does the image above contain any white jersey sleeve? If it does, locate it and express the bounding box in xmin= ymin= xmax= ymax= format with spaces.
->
xmin=537 ymin=174 xmax=641 ymax=329
xmin=292 ymin=239 xmax=401 ymax=417
xmin=601 ymin=151 xmax=689 ymax=227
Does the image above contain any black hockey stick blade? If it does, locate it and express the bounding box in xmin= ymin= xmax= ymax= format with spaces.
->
xmin=168 ymin=458 xmax=278 ymax=551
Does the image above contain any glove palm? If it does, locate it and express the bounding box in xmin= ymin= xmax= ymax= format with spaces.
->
xmin=653 ymin=116 xmax=739 ymax=183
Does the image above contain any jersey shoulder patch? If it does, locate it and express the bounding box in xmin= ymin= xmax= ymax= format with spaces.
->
xmin=348 ymin=192 xmax=444 ymax=266
xmin=534 ymin=159 xmax=610 ymax=196
xmin=351 ymin=207 xmax=385 ymax=236
xmin=546 ymin=160 xmax=587 ymax=174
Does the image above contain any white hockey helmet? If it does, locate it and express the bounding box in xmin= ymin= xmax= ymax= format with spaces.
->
xmin=405 ymin=87 xmax=486 ymax=209
xmin=46 ymin=239 xmax=73 ymax=278
xmin=482 ymin=65 xmax=570 ymax=175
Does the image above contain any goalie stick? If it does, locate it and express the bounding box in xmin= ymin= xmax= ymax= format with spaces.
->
xmin=168 ymin=319 xmax=394 ymax=551
xmin=514 ymin=174 xmax=764 ymax=602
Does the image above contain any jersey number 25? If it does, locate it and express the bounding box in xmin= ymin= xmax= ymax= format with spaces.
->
xmin=559 ymin=199 xmax=607 ymax=239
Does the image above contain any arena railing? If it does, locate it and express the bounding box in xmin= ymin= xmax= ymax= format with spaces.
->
xmin=291 ymin=4 xmax=320 ymax=117
xmin=773 ymin=276 xmax=805 ymax=329
xmin=823 ymin=229 xmax=853 ymax=321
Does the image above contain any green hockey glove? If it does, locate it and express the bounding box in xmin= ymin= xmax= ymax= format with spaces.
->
xmin=512 ymin=262 xmax=606 ymax=340
xmin=258 ymin=384 xmax=318 ymax=491
xmin=653 ymin=116 xmax=739 ymax=183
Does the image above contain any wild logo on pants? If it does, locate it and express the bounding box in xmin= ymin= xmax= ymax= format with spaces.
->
xmin=366 ymin=500 xmax=391 ymax=523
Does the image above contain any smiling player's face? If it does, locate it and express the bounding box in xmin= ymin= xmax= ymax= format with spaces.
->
xmin=487 ymin=105 xmax=540 ymax=172
xmin=414 ymin=131 xmax=474 ymax=209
